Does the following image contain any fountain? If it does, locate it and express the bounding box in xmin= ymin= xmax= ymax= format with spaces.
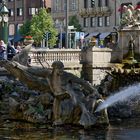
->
xmin=1 ymin=4 xmax=140 ymax=129
xmin=97 ymin=4 xmax=140 ymax=121
xmin=122 ymin=35 xmax=139 ymax=69
xmin=0 ymin=44 xmax=109 ymax=128
xmin=96 ymin=83 xmax=140 ymax=112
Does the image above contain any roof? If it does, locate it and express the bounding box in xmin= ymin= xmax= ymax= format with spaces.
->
xmin=100 ymin=32 xmax=111 ymax=39
xmin=85 ymin=32 xmax=100 ymax=38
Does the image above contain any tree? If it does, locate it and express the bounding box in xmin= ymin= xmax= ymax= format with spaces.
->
xmin=30 ymin=8 xmax=58 ymax=47
xmin=69 ymin=15 xmax=83 ymax=32
xmin=20 ymin=8 xmax=58 ymax=47
xmin=19 ymin=20 xmax=32 ymax=37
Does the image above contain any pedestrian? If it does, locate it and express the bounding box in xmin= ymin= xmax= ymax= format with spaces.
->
xmin=7 ymin=42 xmax=17 ymax=60
xmin=0 ymin=40 xmax=6 ymax=60
xmin=14 ymin=42 xmax=22 ymax=52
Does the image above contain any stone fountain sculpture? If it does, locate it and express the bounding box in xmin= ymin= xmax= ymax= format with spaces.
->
xmin=102 ymin=4 xmax=140 ymax=91
xmin=98 ymin=4 xmax=140 ymax=120
xmin=120 ymin=4 xmax=140 ymax=28
xmin=0 ymin=44 xmax=109 ymax=128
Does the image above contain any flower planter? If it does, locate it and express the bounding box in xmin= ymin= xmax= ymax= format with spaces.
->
xmin=24 ymin=39 xmax=34 ymax=45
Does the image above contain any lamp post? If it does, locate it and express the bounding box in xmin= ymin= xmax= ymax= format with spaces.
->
xmin=0 ymin=0 xmax=9 ymax=44
xmin=114 ymin=0 xmax=116 ymax=26
xmin=65 ymin=0 xmax=69 ymax=48
xmin=42 ymin=0 xmax=45 ymax=8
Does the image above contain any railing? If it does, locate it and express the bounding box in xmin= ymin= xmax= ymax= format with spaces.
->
xmin=29 ymin=48 xmax=82 ymax=68
xmin=79 ymin=8 xmax=89 ymax=17
xmin=79 ymin=7 xmax=112 ymax=17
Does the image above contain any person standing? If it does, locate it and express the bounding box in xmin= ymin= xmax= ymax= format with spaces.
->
xmin=0 ymin=40 xmax=6 ymax=60
xmin=7 ymin=42 xmax=17 ymax=60
xmin=14 ymin=42 xmax=22 ymax=53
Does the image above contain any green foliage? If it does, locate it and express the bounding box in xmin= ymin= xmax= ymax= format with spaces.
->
xmin=69 ymin=15 xmax=82 ymax=31
xmin=19 ymin=20 xmax=32 ymax=37
xmin=19 ymin=8 xmax=58 ymax=47
xmin=30 ymin=8 xmax=58 ymax=47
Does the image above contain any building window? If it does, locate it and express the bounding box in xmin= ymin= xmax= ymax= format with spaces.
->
xmin=105 ymin=0 xmax=109 ymax=7
xmin=63 ymin=18 xmax=66 ymax=26
xmin=17 ymin=8 xmax=23 ymax=16
xmin=29 ymin=8 xmax=38 ymax=15
xmin=71 ymin=0 xmax=76 ymax=10
xmin=83 ymin=18 xmax=88 ymax=27
xmin=9 ymin=24 xmax=15 ymax=36
xmin=105 ymin=16 xmax=110 ymax=26
xmin=91 ymin=0 xmax=95 ymax=8
xmin=84 ymin=0 xmax=88 ymax=8
xmin=63 ymin=0 xmax=66 ymax=11
xmin=8 ymin=9 xmax=14 ymax=17
xmin=98 ymin=17 xmax=103 ymax=27
xmin=98 ymin=0 xmax=102 ymax=7
xmin=90 ymin=17 xmax=96 ymax=27
xmin=17 ymin=24 xmax=23 ymax=30
xmin=54 ymin=0 xmax=59 ymax=11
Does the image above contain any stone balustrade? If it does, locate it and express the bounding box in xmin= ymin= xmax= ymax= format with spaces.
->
xmin=29 ymin=47 xmax=121 ymax=85
xmin=29 ymin=48 xmax=82 ymax=68
xmin=79 ymin=6 xmax=112 ymax=17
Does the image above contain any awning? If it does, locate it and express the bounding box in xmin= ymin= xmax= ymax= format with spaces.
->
xmin=84 ymin=33 xmax=89 ymax=38
xmin=100 ymin=32 xmax=111 ymax=39
xmin=8 ymin=36 xmax=14 ymax=41
xmin=14 ymin=35 xmax=23 ymax=42
xmin=85 ymin=32 xmax=99 ymax=38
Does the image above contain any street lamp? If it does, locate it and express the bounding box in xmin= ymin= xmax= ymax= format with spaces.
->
xmin=0 ymin=0 xmax=9 ymax=44
xmin=65 ymin=0 xmax=69 ymax=48
xmin=42 ymin=0 xmax=45 ymax=8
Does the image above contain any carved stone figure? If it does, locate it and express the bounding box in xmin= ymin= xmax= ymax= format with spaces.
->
xmin=0 ymin=45 xmax=109 ymax=127
xmin=120 ymin=4 xmax=140 ymax=27
xmin=133 ymin=9 xmax=140 ymax=25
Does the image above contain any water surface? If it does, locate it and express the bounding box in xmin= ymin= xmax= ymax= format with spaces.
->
xmin=0 ymin=119 xmax=140 ymax=140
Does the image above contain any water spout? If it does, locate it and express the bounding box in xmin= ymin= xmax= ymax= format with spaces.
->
xmin=95 ymin=83 xmax=140 ymax=112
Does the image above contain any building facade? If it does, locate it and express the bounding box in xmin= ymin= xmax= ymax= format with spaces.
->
xmin=51 ymin=0 xmax=140 ymax=47
xmin=5 ymin=0 xmax=51 ymax=42
xmin=3 ymin=0 xmax=140 ymax=44
xmin=51 ymin=0 xmax=79 ymax=32
xmin=79 ymin=0 xmax=140 ymax=33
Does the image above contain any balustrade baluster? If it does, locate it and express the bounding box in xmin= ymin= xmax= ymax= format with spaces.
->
xmin=30 ymin=49 xmax=81 ymax=66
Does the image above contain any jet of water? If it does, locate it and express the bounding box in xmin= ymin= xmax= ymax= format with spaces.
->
xmin=95 ymin=83 xmax=140 ymax=112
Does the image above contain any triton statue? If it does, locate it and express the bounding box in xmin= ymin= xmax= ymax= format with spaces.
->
xmin=0 ymin=44 xmax=109 ymax=128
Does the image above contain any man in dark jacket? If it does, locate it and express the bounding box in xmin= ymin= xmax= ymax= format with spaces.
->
xmin=7 ymin=42 xmax=17 ymax=60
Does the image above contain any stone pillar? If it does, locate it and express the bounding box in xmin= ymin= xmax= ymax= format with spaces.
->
xmin=81 ymin=46 xmax=114 ymax=85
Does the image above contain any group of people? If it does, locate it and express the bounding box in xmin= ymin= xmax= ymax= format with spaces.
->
xmin=0 ymin=40 xmax=22 ymax=60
